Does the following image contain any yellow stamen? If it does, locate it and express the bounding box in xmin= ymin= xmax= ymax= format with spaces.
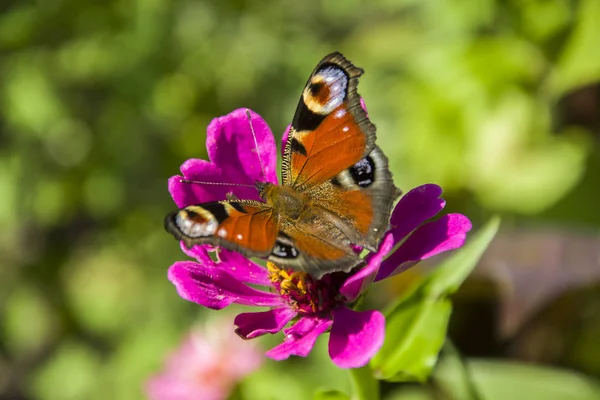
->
xmin=267 ymin=262 xmax=310 ymax=296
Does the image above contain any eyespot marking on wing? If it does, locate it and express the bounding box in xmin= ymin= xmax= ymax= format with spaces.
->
xmin=271 ymin=234 xmax=300 ymax=259
xmin=302 ymin=65 xmax=348 ymax=115
xmin=331 ymin=155 xmax=377 ymax=190
xmin=175 ymin=206 xmax=218 ymax=238
xmin=272 ymin=240 xmax=299 ymax=259
xmin=350 ymin=156 xmax=375 ymax=187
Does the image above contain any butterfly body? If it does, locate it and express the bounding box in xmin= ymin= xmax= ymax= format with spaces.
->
xmin=166 ymin=52 xmax=401 ymax=278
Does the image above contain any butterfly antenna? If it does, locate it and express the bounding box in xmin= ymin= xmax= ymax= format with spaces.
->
xmin=246 ymin=109 xmax=267 ymax=182
xmin=180 ymin=179 xmax=256 ymax=188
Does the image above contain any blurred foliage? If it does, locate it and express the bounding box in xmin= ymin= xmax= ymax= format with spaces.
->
xmin=0 ymin=0 xmax=599 ymax=399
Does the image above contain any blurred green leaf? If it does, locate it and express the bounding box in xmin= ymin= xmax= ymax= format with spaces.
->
xmin=435 ymin=358 xmax=600 ymax=400
xmin=372 ymin=297 xmax=452 ymax=382
xmin=517 ymin=0 xmax=571 ymax=43
xmin=348 ymin=364 xmax=380 ymax=400
xmin=83 ymin=170 xmax=125 ymax=218
xmin=3 ymin=286 xmax=57 ymax=357
xmin=0 ymin=6 xmax=38 ymax=49
xmin=371 ymin=217 xmax=500 ymax=382
xmin=466 ymin=91 xmax=590 ymax=214
xmin=385 ymin=387 xmax=434 ymax=400
xmin=30 ymin=341 xmax=102 ymax=400
xmin=551 ymin=0 xmax=600 ymax=96
xmin=62 ymin=246 xmax=145 ymax=337
xmin=314 ymin=389 xmax=351 ymax=400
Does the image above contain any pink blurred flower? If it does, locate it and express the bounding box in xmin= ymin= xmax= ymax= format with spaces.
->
xmin=145 ymin=320 xmax=263 ymax=400
xmin=166 ymin=108 xmax=471 ymax=368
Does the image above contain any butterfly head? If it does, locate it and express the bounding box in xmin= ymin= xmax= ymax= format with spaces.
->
xmin=254 ymin=181 xmax=270 ymax=200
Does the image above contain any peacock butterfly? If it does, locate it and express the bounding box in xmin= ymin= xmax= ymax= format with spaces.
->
xmin=165 ymin=52 xmax=401 ymax=278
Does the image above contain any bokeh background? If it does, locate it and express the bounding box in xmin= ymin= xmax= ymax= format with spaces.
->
xmin=1 ymin=0 xmax=599 ymax=399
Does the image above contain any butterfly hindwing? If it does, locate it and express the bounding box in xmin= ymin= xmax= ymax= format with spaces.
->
xmin=309 ymin=146 xmax=400 ymax=251
xmin=268 ymin=210 xmax=364 ymax=277
xmin=164 ymin=200 xmax=278 ymax=257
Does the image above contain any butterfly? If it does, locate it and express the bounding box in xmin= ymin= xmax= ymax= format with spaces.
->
xmin=165 ymin=52 xmax=401 ymax=279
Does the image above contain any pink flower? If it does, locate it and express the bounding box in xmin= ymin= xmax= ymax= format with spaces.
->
xmin=166 ymin=108 xmax=472 ymax=368
xmin=145 ymin=320 xmax=263 ymax=400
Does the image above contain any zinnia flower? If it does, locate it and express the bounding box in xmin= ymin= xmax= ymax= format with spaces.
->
xmin=145 ymin=318 xmax=263 ymax=400
xmin=167 ymin=108 xmax=471 ymax=368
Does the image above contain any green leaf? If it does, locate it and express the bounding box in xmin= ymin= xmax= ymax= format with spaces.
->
xmin=371 ymin=217 xmax=500 ymax=382
xmin=435 ymin=358 xmax=600 ymax=400
xmin=314 ymin=390 xmax=351 ymax=400
xmin=384 ymin=387 xmax=434 ymax=400
xmin=348 ymin=364 xmax=381 ymax=400
xmin=551 ymin=0 xmax=600 ymax=96
xmin=372 ymin=297 xmax=452 ymax=382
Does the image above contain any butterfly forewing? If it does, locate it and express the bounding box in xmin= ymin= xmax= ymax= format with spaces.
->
xmin=165 ymin=201 xmax=278 ymax=257
xmin=282 ymin=52 xmax=376 ymax=189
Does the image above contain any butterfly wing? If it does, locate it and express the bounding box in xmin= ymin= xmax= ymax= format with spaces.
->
xmin=268 ymin=208 xmax=364 ymax=278
xmin=278 ymin=53 xmax=400 ymax=266
xmin=307 ymin=145 xmax=400 ymax=251
xmin=282 ymin=52 xmax=375 ymax=190
xmin=165 ymin=200 xmax=278 ymax=258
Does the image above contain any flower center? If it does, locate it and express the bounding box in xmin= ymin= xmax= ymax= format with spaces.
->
xmin=267 ymin=262 xmax=347 ymax=315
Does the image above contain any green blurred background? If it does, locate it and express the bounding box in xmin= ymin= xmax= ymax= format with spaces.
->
xmin=1 ymin=0 xmax=599 ymax=399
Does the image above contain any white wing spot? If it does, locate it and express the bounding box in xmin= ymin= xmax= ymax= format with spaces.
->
xmin=176 ymin=211 xmax=218 ymax=238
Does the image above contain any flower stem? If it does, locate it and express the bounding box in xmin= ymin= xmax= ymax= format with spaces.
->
xmin=348 ymin=365 xmax=379 ymax=400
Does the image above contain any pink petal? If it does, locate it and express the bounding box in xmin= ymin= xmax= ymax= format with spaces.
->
xmin=146 ymin=377 xmax=222 ymax=400
xmin=360 ymin=97 xmax=369 ymax=117
xmin=168 ymin=161 xmax=229 ymax=208
xmin=168 ymin=109 xmax=278 ymax=207
xmin=181 ymin=245 xmax=270 ymax=286
xmin=234 ymin=307 xmax=297 ymax=339
xmin=376 ymin=213 xmax=472 ymax=281
xmin=206 ymin=109 xmax=278 ymax=185
xmin=389 ymin=184 xmax=446 ymax=243
xmin=340 ymin=233 xmax=396 ymax=302
xmin=217 ymin=249 xmax=270 ymax=286
xmin=179 ymin=242 xmax=214 ymax=264
xmin=168 ymin=261 xmax=284 ymax=309
xmin=329 ymin=307 xmax=385 ymax=368
xmin=265 ymin=317 xmax=333 ymax=360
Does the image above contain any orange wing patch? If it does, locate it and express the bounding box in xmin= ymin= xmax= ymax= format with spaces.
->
xmin=286 ymin=227 xmax=349 ymax=262
xmin=290 ymin=106 xmax=366 ymax=188
xmin=216 ymin=203 xmax=277 ymax=254
xmin=333 ymin=189 xmax=373 ymax=234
